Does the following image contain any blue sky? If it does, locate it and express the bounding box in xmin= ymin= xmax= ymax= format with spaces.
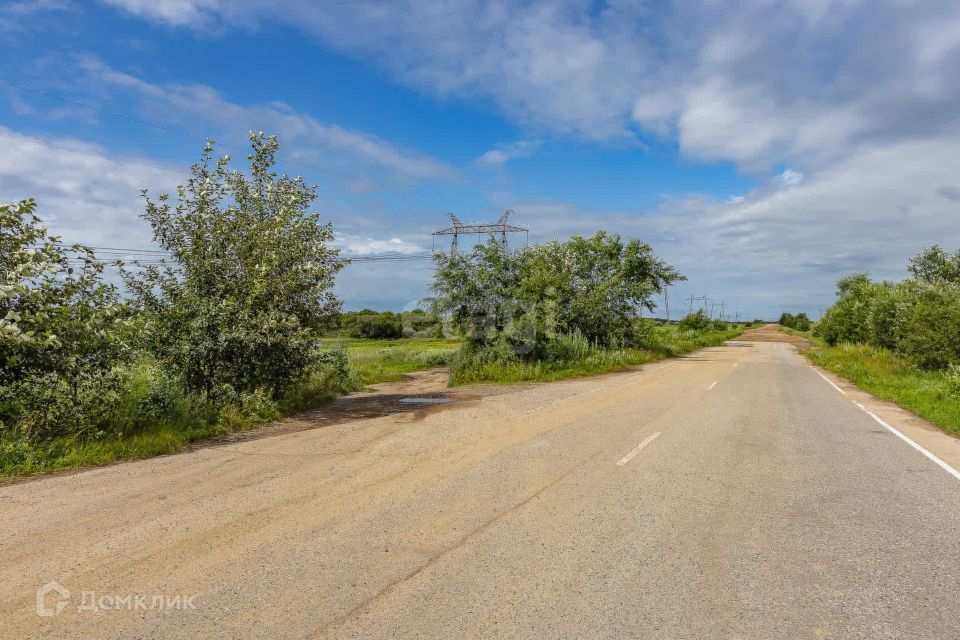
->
xmin=2 ymin=1 xmax=960 ymax=318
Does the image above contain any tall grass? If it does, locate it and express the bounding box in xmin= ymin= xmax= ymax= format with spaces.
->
xmin=322 ymin=338 xmax=460 ymax=386
xmin=0 ymin=357 xmax=349 ymax=479
xmin=449 ymin=325 xmax=743 ymax=385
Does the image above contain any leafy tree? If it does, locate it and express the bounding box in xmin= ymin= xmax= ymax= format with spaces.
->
xmin=429 ymin=240 xmax=525 ymax=347
xmin=907 ymin=245 xmax=960 ymax=285
xmin=813 ymin=273 xmax=874 ymax=345
xmin=124 ymin=133 xmax=343 ymax=397
xmin=778 ymin=312 xmax=796 ymax=328
xmin=518 ymin=232 xmax=685 ymax=346
xmin=430 ymin=232 xmax=684 ymax=355
xmin=347 ymin=311 xmax=403 ymax=339
xmin=896 ymin=284 xmax=960 ymax=369
xmin=0 ymin=199 xmax=132 ymax=440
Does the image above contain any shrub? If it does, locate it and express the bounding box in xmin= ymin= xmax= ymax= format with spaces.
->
xmin=347 ymin=312 xmax=403 ymax=339
xmin=0 ymin=199 xmax=134 ymax=442
xmin=430 ymin=232 xmax=685 ymax=353
xmin=816 ymin=245 xmax=960 ymax=371
xmin=896 ymin=284 xmax=960 ymax=370
xmin=679 ymin=309 xmax=712 ymax=333
xmin=123 ymin=133 xmax=344 ymax=398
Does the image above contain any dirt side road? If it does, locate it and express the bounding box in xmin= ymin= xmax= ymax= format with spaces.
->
xmin=4 ymin=327 xmax=960 ymax=638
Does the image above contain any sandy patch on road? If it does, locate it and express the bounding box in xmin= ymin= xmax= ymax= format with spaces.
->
xmin=736 ymin=324 xmax=812 ymax=347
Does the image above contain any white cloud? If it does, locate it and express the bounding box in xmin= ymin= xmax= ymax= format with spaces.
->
xmin=335 ymin=235 xmax=424 ymax=255
xmin=0 ymin=126 xmax=180 ymax=247
xmin=96 ymin=0 xmax=960 ymax=170
xmin=0 ymin=0 xmax=72 ymax=31
xmin=475 ymin=140 xmax=541 ymax=167
xmin=490 ymin=137 xmax=960 ymax=319
xmin=33 ymin=0 xmax=960 ymax=313
xmin=0 ymin=126 xmax=437 ymax=311
xmin=780 ymin=169 xmax=803 ymax=186
xmin=74 ymin=55 xmax=457 ymax=184
xmin=99 ymin=0 xmax=217 ymax=26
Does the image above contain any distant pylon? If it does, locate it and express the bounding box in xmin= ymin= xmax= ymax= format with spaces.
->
xmin=432 ymin=210 xmax=528 ymax=256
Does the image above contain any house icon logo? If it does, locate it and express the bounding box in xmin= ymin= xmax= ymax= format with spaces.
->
xmin=36 ymin=581 xmax=70 ymax=617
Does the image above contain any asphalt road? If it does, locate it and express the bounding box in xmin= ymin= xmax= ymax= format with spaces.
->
xmin=4 ymin=326 xmax=960 ymax=638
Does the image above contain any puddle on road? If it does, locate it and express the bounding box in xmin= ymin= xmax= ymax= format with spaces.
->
xmin=398 ymin=397 xmax=452 ymax=405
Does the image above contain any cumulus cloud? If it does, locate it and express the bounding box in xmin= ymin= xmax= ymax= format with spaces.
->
xmin=0 ymin=126 xmax=181 ymax=247
xmin=496 ymin=137 xmax=960 ymax=319
xmin=98 ymin=1 xmax=960 ymax=167
xmin=0 ymin=125 xmax=437 ymax=309
xmin=45 ymin=0 xmax=960 ymax=311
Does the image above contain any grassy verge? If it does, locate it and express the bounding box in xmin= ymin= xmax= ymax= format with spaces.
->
xmin=803 ymin=340 xmax=960 ymax=437
xmin=0 ymin=369 xmax=345 ymax=480
xmin=449 ymin=325 xmax=744 ymax=385
xmin=778 ymin=325 xmax=813 ymax=339
xmin=320 ymin=338 xmax=461 ymax=386
xmin=1 ymin=338 xmax=463 ymax=480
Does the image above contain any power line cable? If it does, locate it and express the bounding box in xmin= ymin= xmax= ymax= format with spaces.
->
xmin=0 ymin=78 xmax=194 ymax=138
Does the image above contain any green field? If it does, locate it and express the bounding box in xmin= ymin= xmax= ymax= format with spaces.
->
xmin=319 ymin=338 xmax=461 ymax=386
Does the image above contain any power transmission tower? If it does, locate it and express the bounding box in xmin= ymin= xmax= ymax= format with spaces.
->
xmin=432 ymin=210 xmax=529 ymax=256
xmin=663 ymin=284 xmax=677 ymax=322
xmin=684 ymin=295 xmax=711 ymax=316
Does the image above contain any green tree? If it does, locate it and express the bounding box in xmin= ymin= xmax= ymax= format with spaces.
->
xmin=896 ymin=284 xmax=960 ymax=369
xmin=0 ymin=199 xmax=132 ymax=440
xmin=429 ymin=240 xmax=524 ymax=347
xmin=430 ymin=232 xmax=684 ymax=354
xmin=518 ymin=232 xmax=684 ymax=346
xmin=813 ymin=273 xmax=874 ymax=345
xmin=907 ymin=245 xmax=960 ymax=285
xmin=124 ymin=133 xmax=344 ymax=397
xmin=778 ymin=312 xmax=796 ymax=328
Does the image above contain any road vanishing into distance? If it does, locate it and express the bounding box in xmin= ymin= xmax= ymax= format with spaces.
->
xmin=4 ymin=326 xmax=960 ymax=638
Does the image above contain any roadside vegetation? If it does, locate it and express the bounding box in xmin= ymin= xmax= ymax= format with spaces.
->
xmin=321 ymin=337 xmax=459 ymax=385
xmin=430 ymin=234 xmax=744 ymax=385
xmin=1 ymin=132 xmax=750 ymax=479
xmin=330 ymin=309 xmax=443 ymax=339
xmin=777 ymin=311 xmax=811 ymax=332
xmin=1 ymin=134 xmax=354 ymax=477
xmin=792 ymin=245 xmax=960 ymax=436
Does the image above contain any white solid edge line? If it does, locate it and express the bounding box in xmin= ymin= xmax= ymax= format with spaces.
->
xmin=617 ymin=432 xmax=662 ymax=466
xmin=852 ymin=401 xmax=960 ymax=481
xmin=810 ymin=366 xmax=846 ymax=395
xmin=707 ymin=381 xmax=718 ymax=391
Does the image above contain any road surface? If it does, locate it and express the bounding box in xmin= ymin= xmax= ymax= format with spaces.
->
xmin=4 ymin=326 xmax=960 ymax=638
